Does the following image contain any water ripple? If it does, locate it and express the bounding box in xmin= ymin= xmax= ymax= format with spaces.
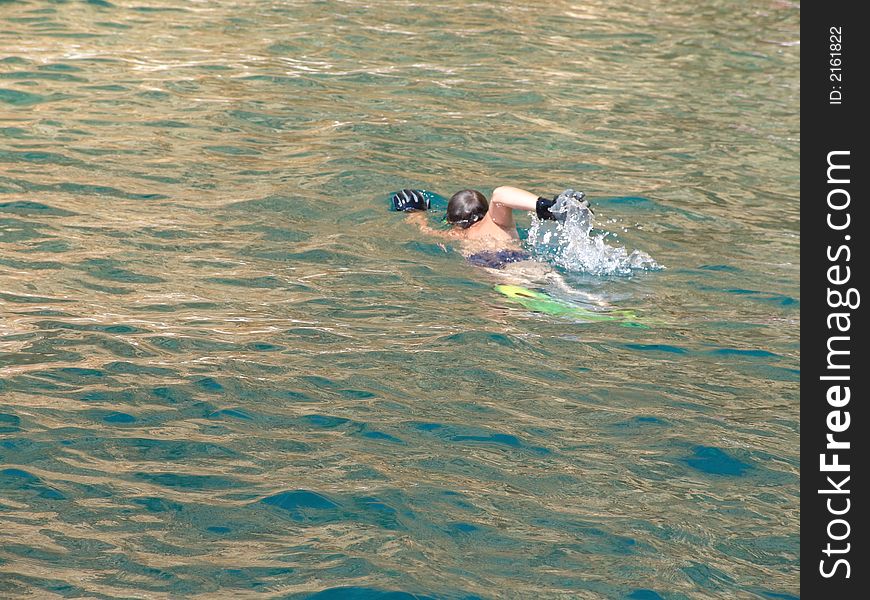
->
xmin=1 ymin=0 xmax=798 ymax=597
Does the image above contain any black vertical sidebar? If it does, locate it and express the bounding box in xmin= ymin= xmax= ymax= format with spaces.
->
xmin=802 ymin=2 xmax=867 ymax=597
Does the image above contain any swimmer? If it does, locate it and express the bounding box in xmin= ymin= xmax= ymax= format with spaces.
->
xmin=392 ymin=186 xmax=590 ymax=270
xmin=392 ymin=186 xmax=611 ymax=307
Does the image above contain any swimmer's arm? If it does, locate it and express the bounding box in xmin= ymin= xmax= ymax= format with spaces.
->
xmin=488 ymin=186 xmax=540 ymax=227
xmin=405 ymin=211 xmax=452 ymax=238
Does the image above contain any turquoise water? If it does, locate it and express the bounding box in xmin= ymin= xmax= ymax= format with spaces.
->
xmin=1 ymin=1 xmax=799 ymax=598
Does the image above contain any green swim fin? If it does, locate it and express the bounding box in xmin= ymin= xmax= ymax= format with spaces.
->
xmin=494 ymin=284 xmax=649 ymax=328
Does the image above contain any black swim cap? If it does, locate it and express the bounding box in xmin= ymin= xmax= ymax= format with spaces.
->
xmin=447 ymin=190 xmax=488 ymax=228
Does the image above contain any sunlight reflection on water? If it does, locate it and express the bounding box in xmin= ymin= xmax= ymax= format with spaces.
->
xmin=1 ymin=1 xmax=798 ymax=598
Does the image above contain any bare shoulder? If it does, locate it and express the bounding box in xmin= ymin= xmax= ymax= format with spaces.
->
xmin=474 ymin=212 xmax=520 ymax=240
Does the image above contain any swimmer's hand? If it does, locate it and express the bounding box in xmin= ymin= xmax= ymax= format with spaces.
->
xmin=558 ymin=189 xmax=589 ymax=209
xmin=537 ymin=189 xmax=592 ymax=221
xmin=536 ymin=196 xmax=564 ymax=221
xmin=391 ymin=189 xmax=430 ymax=212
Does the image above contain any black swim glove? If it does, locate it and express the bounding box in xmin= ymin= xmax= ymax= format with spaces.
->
xmin=391 ymin=189 xmax=430 ymax=212
xmin=536 ymin=190 xmax=593 ymax=221
xmin=536 ymin=197 xmax=562 ymax=221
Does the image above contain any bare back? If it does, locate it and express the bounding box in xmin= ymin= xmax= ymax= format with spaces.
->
xmin=406 ymin=186 xmax=540 ymax=253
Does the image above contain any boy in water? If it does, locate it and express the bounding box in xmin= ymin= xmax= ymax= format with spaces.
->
xmin=393 ymin=186 xmax=588 ymax=268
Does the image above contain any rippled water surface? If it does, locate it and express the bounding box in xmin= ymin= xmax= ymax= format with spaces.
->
xmin=1 ymin=1 xmax=799 ymax=598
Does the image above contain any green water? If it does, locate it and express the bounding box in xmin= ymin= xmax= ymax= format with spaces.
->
xmin=1 ymin=1 xmax=799 ymax=598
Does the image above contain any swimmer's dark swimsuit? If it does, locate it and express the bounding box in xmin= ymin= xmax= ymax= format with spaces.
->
xmin=467 ymin=249 xmax=532 ymax=269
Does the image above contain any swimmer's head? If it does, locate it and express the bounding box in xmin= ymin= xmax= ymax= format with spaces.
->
xmin=447 ymin=189 xmax=488 ymax=229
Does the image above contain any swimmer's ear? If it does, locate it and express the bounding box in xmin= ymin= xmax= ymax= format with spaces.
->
xmin=390 ymin=189 xmax=430 ymax=212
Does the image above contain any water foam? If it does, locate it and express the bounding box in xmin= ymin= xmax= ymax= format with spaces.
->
xmin=525 ymin=190 xmax=662 ymax=276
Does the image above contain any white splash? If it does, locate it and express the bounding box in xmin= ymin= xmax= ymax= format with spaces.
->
xmin=526 ymin=189 xmax=662 ymax=276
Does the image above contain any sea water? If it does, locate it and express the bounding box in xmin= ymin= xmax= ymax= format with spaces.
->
xmin=1 ymin=1 xmax=799 ymax=598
